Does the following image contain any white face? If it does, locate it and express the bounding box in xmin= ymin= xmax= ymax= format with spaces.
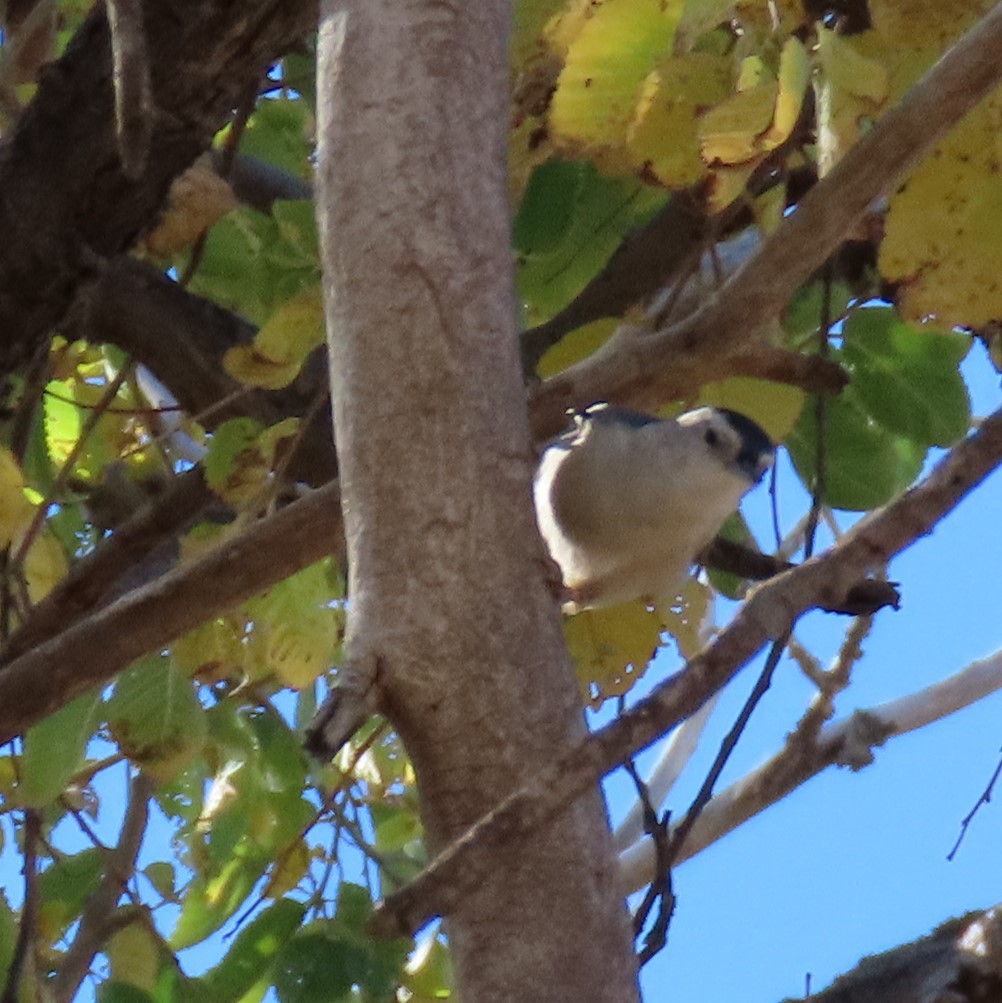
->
xmin=675 ymin=408 xmax=773 ymax=486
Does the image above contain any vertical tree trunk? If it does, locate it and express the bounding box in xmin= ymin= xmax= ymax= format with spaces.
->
xmin=314 ymin=2 xmax=639 ymax=1000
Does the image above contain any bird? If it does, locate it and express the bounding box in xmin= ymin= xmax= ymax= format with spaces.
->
xmin=533 ymin=403 xmax=775 ymax=612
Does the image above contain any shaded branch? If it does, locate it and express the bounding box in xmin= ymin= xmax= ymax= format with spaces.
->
xmin=80 ymin=257 xmax=336 ymax=483
xmin=0 ymin=480 xmax=344 ymax=742
xmin=529 ymin=2 xmax=1002 ymax=439
xmin=0 ymin=0 xmax=316 ymax=376
xmin=369 ymin=404 xmax=1002 ymax=937
xmin=0 ymin=469 xmax=215 ymax=666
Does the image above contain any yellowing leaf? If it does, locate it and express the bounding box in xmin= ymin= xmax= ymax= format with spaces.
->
xmin=565 ymin=601 xmax=665 ymax=706
xmin=243 ymin=561 xmax=344 ymax=689
xmin=550 ymin=0 xmax=683 ymax=170
xmin=880 ymin=87 xmax=1002 ymax=328
xmin=106 ymin=921 xmax=161 ymax=993
xmin=543 ymin=0 xmax=604 ymax=60
xmin=538 ymin=317 xmax=617 ymax=379
xmin=0 ymin=448 xmax=35 ymax=546
xmin=224 ymin=286 xmax=325 ymax=389
xmin=699 ymin=82 xmax=776 ymax=164
xmin=698 ymin=376 xmax=805 ymax=442
xmin=171 ymin=615 xmax=247 ymax=684
xmin=626 ymin=52 xmax=731 ymax=187
xmin=22 ymin=530 xmax=68 ymax=602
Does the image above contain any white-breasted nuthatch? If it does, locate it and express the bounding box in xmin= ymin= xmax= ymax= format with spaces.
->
xmin=534 ymin=403 xmax=775 ymax=611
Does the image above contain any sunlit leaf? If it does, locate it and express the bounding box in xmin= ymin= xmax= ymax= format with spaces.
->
xmin=698 ymin=376 xmax=806 ymax=442
xmin=223 ymin=287 xmax=324 ymax=390
xmin=243 ymin=561 xmax=343 ymax=689
xmin=23 ymin=528 xmax=69 ymax=602
xmin=787 ymin=385 xmax=926 ymax=511
xmin=840 ymin=308 xmax=971 ymax=447
xmin=203 ymin=418 xmax=267 ymax=505
xmin=0 ymin=447 xmax=36 ymax=546
xmin=564 ymin=601 xmax=667 ymax=705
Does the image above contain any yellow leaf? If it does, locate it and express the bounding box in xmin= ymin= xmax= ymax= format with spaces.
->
xmin=224 ymin=286 xmax=325 ymax=390
xmin=537 ymin=317 xmax=617 ymax=379
xmin=171 ymin=615 xmax=246 ymax=684
xmin=22 ymin=530 xmax=67 ymax=603
xmin=653 ymin=577 xmax=711 ymax=659
xmin=699 ymin=82 xmax=776 ymax=164
xmin=880 ymin=87 xmax=1002 ymax=327
xmin=565 ymin=601 xmax=665 ymax=706
xmin=627 ymin=53 xmax=731 ymax=188
xmin=698 ymin=376 xmax=805 ymax=442
xmin=760 ymin=37 xmax=809 ymax=150
xmin=0 ymin=448 xmax=34 ymax=546
xmin=550 ymin=0 xmax=683 ymax=170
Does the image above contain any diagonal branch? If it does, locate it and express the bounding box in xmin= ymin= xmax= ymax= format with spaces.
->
xmin=368 ymin=404 xmax=1002 ymax=937
xmin=619 ymin=648 xmax=1002 ymax=889
xmin=0 ymin=480 xmax=343 ymax=743
xmin=529 ymin=1 xmax=1002 ymax=439
xmin=52 ymin=772 xmax=154 ymax=1003
xmin=0 ymin=0 xmax=316 ymax=376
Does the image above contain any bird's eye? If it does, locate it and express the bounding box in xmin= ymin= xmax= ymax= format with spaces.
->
xmin=704 ymin=428 xmax=719 ymax=447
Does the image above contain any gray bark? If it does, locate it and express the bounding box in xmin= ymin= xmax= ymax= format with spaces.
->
xmin=314 ymin=1 xmax=639 ymax=1000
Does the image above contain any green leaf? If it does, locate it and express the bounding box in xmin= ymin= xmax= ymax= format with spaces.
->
xmin=841 ymin=308 xmax=971 ymax=447
xmin=143 ymin=861 xmax=179 ymax=904
xmin=274 ymin=932 xmax=356 ymax=1003
xmin=240 ymin=98 xmax=313 ymax=181
xmin=515 ymin=162 xmax=666 ymax=323
xmin=0 ymin=892 xmax=17 ymax=984
xmin=169 ymin=854 xmax=270 ymax=951
xmin=243 ymin=707 xmax=309 ymax=793
xmin=184 ymin=211 xmax=272 ymax=322
xmin=106 ymin=656 xmax=208 ymax=781
xmin=513 ymin=159 xmax=584 ymax=256
xmin=705 ymin=512 xmax=757 ymax=599
xmin=200 ymin=899 xmax=307 ymax=1003
xmin=38 ymin=848 xmax=104 ymax=941
xmin=20 ymin=690 xmax=101 ymax=807
xmin=787 ymin=389 xmax=926 ymax=511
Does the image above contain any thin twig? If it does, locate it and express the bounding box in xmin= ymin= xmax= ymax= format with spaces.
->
xmin=947 ymin=747 xmax=1002 ymax=861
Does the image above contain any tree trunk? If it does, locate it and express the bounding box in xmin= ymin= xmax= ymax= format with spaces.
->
xmin=314 ymin=1 xmax=639 ymax=1000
